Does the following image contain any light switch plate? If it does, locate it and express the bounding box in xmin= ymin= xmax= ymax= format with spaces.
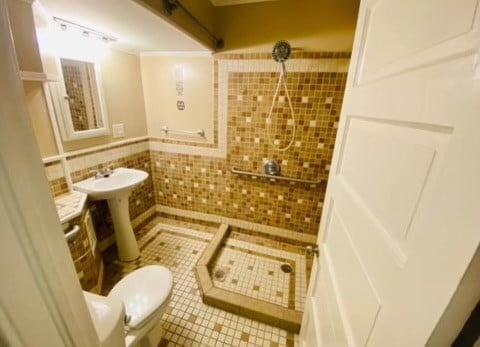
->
xmin=112 ymin=124 xmax=125 ymax=138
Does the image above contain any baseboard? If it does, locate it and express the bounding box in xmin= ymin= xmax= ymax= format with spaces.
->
xmin=132 ymin=205 xmax=156 ymax=229
xmin=97 ymin=206 xmax=156 ymax=252
xmin=156 ymin=205 xmax=317 ymax=244
xmin=98 ymin=235 xmax=115 ymax=252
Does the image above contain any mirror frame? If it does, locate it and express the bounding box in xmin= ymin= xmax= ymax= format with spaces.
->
xmin=52 ymin=56 xmax=110 ymax=141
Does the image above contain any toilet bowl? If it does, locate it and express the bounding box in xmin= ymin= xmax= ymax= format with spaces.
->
xmin=85 ymin=265 xmax=173 ymax=347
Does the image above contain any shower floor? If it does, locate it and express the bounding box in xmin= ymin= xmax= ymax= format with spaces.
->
xmin=101 ymin=215 xmax=298 ymax=346
xmin=210 ymin=230 xmax=308 ymax=311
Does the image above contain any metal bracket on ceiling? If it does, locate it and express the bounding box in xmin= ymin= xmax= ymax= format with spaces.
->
xmin=163 ymin=0 xmax=178 ymax=15
xmin=162 ymin=0 xmax=224 ymax=49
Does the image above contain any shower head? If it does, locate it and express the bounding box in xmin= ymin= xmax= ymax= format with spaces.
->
xmin=272 ymin=40 xmax=291 ymax=63
xmin=272 ymin=40 xmax=291 ymax=77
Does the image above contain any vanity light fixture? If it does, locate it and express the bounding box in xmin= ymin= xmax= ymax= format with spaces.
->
xmin=53 ymin=17 xmax=117 ymax=43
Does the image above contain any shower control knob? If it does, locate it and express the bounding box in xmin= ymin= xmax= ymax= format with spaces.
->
xmin=306 ymin=245 xmax=319 ymax=257
xmin=264 ymin=160 xmax=281 ymax=176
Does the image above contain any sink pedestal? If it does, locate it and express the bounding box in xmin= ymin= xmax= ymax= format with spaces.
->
xmin=107 ymin=193 xmax=139 ymax=261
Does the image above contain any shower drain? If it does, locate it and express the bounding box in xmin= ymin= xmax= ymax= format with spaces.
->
xmin=213 ymin=268 xmax=227 ymax=282
xmin=280 ymin=263 xmax=293 ymax=274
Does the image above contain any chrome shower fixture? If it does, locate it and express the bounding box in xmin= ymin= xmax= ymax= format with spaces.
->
xmin=264 ymin=160 xmax=281 ymax=176
xmin=271 ymin=40 xmax=291 ymax=76
xmin=266 ymin=40 xmax=296 ymax=152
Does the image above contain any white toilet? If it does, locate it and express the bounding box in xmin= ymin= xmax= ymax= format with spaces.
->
xmin=85 ymin=265 xmax=173 ymax=347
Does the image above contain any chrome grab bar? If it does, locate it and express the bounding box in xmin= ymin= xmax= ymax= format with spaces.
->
xmin=161 ymin=125 xmax=205 ymax=137
xmin=65 ymin=224 xmax=81 ymax=244
xmin=230 ymin=167 xmax=323 ymax=185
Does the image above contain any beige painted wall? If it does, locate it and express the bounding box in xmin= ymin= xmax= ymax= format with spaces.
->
xmin=23 ymin=82 xmax=59 ymax=158
xmin=216 ymin=0 xmax=359 ymax=52
xmin=132 ymin=0 xmax=358 ymax=53
xmin=62 ymin=50 xmax=148 ymax=152
xmin=7 ymin=0 xmax=43 ymax=72
xmin=22 ymin=49 xmax=148 ymax=155
xmin=10 ymin=2 xmax=148 ymax=156
xmin=140 ymin=55 xmax=214 ymax=143
xmin=16 ymin=0 xmax=358 ymax=159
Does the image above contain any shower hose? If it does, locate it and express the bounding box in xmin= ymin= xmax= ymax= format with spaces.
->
xmin=266 ymin=71 xmax=296 ymax=152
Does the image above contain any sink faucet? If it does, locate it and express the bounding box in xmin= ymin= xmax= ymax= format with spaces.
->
xmin=90 ymin=167 xmax=114 ymax=179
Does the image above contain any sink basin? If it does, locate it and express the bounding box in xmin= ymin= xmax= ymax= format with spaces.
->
xmin=73 ymin=168 xmax=148 ymax=261
xmin=73 ymin=167 xmax=148 ymax=200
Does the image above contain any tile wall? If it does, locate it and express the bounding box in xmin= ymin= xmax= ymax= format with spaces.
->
xmin=45 ymin=161 xmax=69 ymax=197
xmin=44 ymin=52 xmax=349 ymax=239
xmin=151 ymin=52 xmax=350 ymax=235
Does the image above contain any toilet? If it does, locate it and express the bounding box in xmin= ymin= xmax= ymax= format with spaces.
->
xmin=85 ymin=265 xmax=173 ymax=347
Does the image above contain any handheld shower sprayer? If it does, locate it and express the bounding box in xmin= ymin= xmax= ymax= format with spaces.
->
xmin=267 ymin=40 xmax=296 ymax=152
xmin=272 ymin=40 xmax=292 ymax=78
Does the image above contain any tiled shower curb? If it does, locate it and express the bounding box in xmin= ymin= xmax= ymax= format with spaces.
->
xmin=194 ymin=224 xmax=303 ymax=333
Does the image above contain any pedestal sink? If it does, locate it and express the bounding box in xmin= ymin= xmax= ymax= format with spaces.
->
xmin=73 ymin=168 xmax=148 ymax=261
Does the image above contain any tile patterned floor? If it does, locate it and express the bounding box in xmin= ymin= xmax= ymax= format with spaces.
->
xmin=211 ymin=237 xmax=307 ymax=311
xmin=102 ymin=217 xmax=299 ymax=346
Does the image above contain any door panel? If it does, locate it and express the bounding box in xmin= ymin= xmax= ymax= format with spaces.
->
xmin=361 ymin=0 xmax=478 ymax=74
xmin=357 ymin=0 xmax=480 ymax=84
xmin=337 ymin=117 xmax=443 ymax=242
xmin=300 ymin=1 xmax=480 ymax=346
xmin=301 ymin=254 xmax=349 ymax=347
xmin=324 ymin=210 xmax=381 ymax=347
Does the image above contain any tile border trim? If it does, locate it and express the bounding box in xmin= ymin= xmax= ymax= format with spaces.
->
xmin=42 ymin=136 xmax=149 ymax=164
xmin=156 ymin=205 xmax=317 ymax=244
xmin=195 ymin=224 xmax=302 ymax=333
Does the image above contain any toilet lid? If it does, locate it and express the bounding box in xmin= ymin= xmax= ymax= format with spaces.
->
xmin=108 ymin=265 xmax=173 ymax=329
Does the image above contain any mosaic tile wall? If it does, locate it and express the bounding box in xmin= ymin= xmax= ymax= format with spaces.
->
xmin=45 ymin=164 xmax=69 ymax=197
xmin=151 ymin=53 xmax=349 ymax=235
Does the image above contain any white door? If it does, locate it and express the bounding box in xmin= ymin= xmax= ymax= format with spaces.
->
xmin=300 ymin=0 xmax=480 ymax=346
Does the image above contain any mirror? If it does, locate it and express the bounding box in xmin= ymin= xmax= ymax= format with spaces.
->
xmin=60 ymin=58 xmax=104 ymax=131
xmin=53 ymin=57 xmax=109 ymax=140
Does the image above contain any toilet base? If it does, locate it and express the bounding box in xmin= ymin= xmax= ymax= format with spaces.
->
xmin=125 ymin=319 xmax=164 ymax=347
xmin=139 ymin=324 xmax=163 ymax=347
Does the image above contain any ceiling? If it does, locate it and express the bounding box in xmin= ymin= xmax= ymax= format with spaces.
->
xmin=37 ymin=0 xmax=211 ymax=54
xmin=210 ymin=0 xmax=279 ymax=6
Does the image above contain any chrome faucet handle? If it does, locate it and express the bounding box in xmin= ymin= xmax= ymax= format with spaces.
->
xmin=102 ymin=167 xmax=114 ymax=176
xmin=89 ymin=169 xmax=103 ymax=179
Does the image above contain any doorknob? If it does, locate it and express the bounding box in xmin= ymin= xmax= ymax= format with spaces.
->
xmin=306 ymin=245 xmax=319 ymax=257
